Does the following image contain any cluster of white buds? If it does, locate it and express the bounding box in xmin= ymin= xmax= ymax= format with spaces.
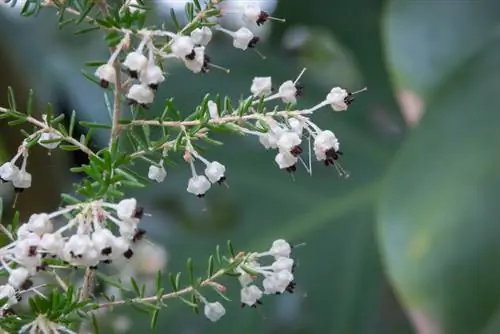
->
xmin=184 ymin=147 xmax=227 ymax=198
xmin=0 ymin=142 xmax=32 ymax=192
xmin=202 ymin=239 xmax=295 ymax=322
xmin=236 ymin=239 xmax=295 ymax=307
xmin=0 ymin=198 xmax=147 ymax=311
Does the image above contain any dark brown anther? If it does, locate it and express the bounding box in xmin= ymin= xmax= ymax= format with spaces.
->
xmin=344 ymin=93 xmax=355 ymax=105
xmin=148 ymin=83 xmax=159 ymax=91
xmin=123 ymin=249 xmax=134 ymax=259
xmin=89 ymin=265 xmax=98 ymax=270
xmin=128 ymin=70 xmax=139 ymax=79
xmin=285 ymin=165 xmax=297 ymax=173
xmin=20 ymin=279 xmax=33 ymax=291
xmin=14 ymin=188 xmax=24 ymax=194
xmin=290 ymin=146 xmax=302 ymax=157
xmin=28 ymin=246 xmax=37 ymax=257
xmin=295 ymin=83 xmax=304 ymax=97
xmin=216 ymin=176 xmax=226 ymax=185
xmin=197 ymin=193 xmax=206 ymax=198
xmin=102 ymin=259 xmax=112 ymax=264
xmin=256 ymin=11 xmax=270 ymax=26
xmin=134 ymin=206 xmax=144 ymax=219
xmin=285 ymin=281 xmax=296 ymax=294
xmin=185 ymin=49 xmax=196 ymax=60
xmin=132 ymin=228 xmax=146 ymax=242
xmin=248 ymin=36 xmax=260 ymax=48
xmin=101 ymin=247 xmax=112 ymax=256
xmin=99 ymin=79 xmax=109 ymax=89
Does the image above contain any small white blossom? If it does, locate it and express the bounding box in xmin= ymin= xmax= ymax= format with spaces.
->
xmin=190 ymin=26 xmax=212 ymax=46
xmin=27 ymin=213 xmax=53 ymax=235
xmin=38 ymin=132 xmax=61 ymax=150
xmin=171 ymin=36 xmax=195 ymax=58
xmin=139 ymin=64 xmax=165 ymax=88
xmin=17 ymin=223 xmax=31 ymax=240
xmin=278 ymin=80 xmax=298 ymax=104
xmin=326 ymin=87 xmax=349 ymax=111
xmin=275 ymin=152 xmax=298 ymax=170
xmin=0 ymin=284 xmax=18 ymax=307
xmin=183 ymin=46 xmax=206 ymax=73
xmin=207 ymin=100 xmax=219 ymax=119
xmin=116 ymin=198 xmax=138 ymax=220
xmin=263 ymin=270 xmax=294 ymax=294
xmin=187 ymin=175 xmax=211 ymax=197
xmin=251 ymin=77 xmax=272 ymax=97
xmin=240 ymin=285 xmax=263 ymax=307
xmin=92 ymin=228 xmax=115 ymax=256
xmin=127 ymin=84 xmax=155 ymax=105
xmin=204 ymin=301 xmax=226 ymax=322
xmin=95 ymin=64 xmax=116 ymax=87
xmin=8 ymin=267 xmax=29 ymax=289
xmin=123 ymin=52 xmax=148 ymax=75
xmin=204 ymin=161 xmax=226 ymax=184
xmin=269 ymin=239 xmax=292 ymax=258
xmin=276 ymin=131 xmax=301 ymax=155
xmin=40 ymin=233 xmax=64 ymax=256
xmin=313 ymin=130 xmax=340 ymax=161
xmin=271 ymin=257 xmax=294 ymax=273
xmin=242 ymin=3 xmax=262 ymax=24
xmin=12 ymin=170 xmax=32 ymax=190
xmin=0 ymin=162 xmax=19 ymax=182
xmin=148 ymin=165 xmax=167 ymax=183
xmin=288 ymin=117 xmax=304 ymax=135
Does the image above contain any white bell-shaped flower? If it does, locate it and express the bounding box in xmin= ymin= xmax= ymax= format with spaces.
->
xmin=64 ymin=234 xmax=93 ymax=260
xmin=95 ymin=64 xmax=116 ymax=87
xmin=273 ymin=270 xmax=294 ymax=293
xmin=278 ymin=80 xmax=298 ymax=104
xmin=204 ymin=161 xmax=226 ymax=184
xmin=0 ymin=284 xmax=18 ymax=307
xmin=92 ymin=228 xmax=115 ymax=256
xmin=17 ymin=224 xmax=31 ymax=240
xmin=139 ymin=64 xmax=165 ymax=88
xmin=8 ymin=267 xmax=29 ymax=289
xmin=183 ymin=46 xmax=205 ymax=73
xmin=116 ymin=198 xmax=138 ymax=220
xmin=276 ymin=131 xmax=301 ymax=154
xmin=240 ymin=285 xmax=263 ymax=307
xmin=233 ymin=27 xmax=255 ymax=50
xmin=38 ymin=132 xmax=61 ymax=150
xmin=204 ymin=301 xmax=226 ymax=322
xmin=275 ymin=152 xmax=298 ymax=170
xmin=127 ymin=84 xmax=155 ymax=105
xmin=12 ymin=170 xmax=32 ymax=190
xmin=123 ymin=52 xmax=148 ymax=76
xmin=272 ymin=257 xmax=294 ymax=273
xmin=269 ymin=239 xmax=292 ymax=258
xmin=250 ymin=77 xmax=272 ymax=97
xmin=27 ymin=213 xmax=53 ymax=235
xmin=313 ymin=130 xmax=339 ymax=161
xmin=236 ymin=266 xmax=254 ymax=286
xmin=288 ymin=117 xmax=304 ymax=135
xmin=190 ymin=27 xmax=212 ymax=46
xmin=326 ymin=87 xmax=349 ymax=111
xmin=112 ymin=236 xmax=131 ymax=258
xmin=40 ymin=233 xmax=64 ymax=256
xmin=148 ymin=165 xmax=167 ymax=183
xmin=187 ymin=175 xmax=211 ymax=197
xmin=171 ymin=36 xmax=195 ymax=58
xmin=0 ymin=162 xmax=19 ymax=182
xmin=242 ymin=3 xmax=261 ymax=24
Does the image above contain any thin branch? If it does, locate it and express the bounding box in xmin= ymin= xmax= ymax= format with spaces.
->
xmin=127 ymin=108 xmax=316 ymax=128
xmin=0 ymin=106 xmax=96 ymax=157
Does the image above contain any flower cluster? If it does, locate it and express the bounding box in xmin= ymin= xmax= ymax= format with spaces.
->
xmin=0 ymin=142 xmax=31 ymax=193
xmin=203 ymin=239 xmax=295 ymax=322
xmin=94 ymin=1 xmax=281 ymax=107
xmin=0 ymin=198 xmax=146 ymax=311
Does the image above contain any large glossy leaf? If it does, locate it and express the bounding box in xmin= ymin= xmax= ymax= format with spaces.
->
xmin=379 ymin=1 xmax=500 ymax=332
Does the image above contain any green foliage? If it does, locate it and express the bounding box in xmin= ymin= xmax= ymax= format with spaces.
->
xmin=378 ymin=1 xmax=500 ymax=333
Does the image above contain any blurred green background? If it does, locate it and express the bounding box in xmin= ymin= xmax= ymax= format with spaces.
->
xmin=1 ymin=0 xmax=500 ymax=333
